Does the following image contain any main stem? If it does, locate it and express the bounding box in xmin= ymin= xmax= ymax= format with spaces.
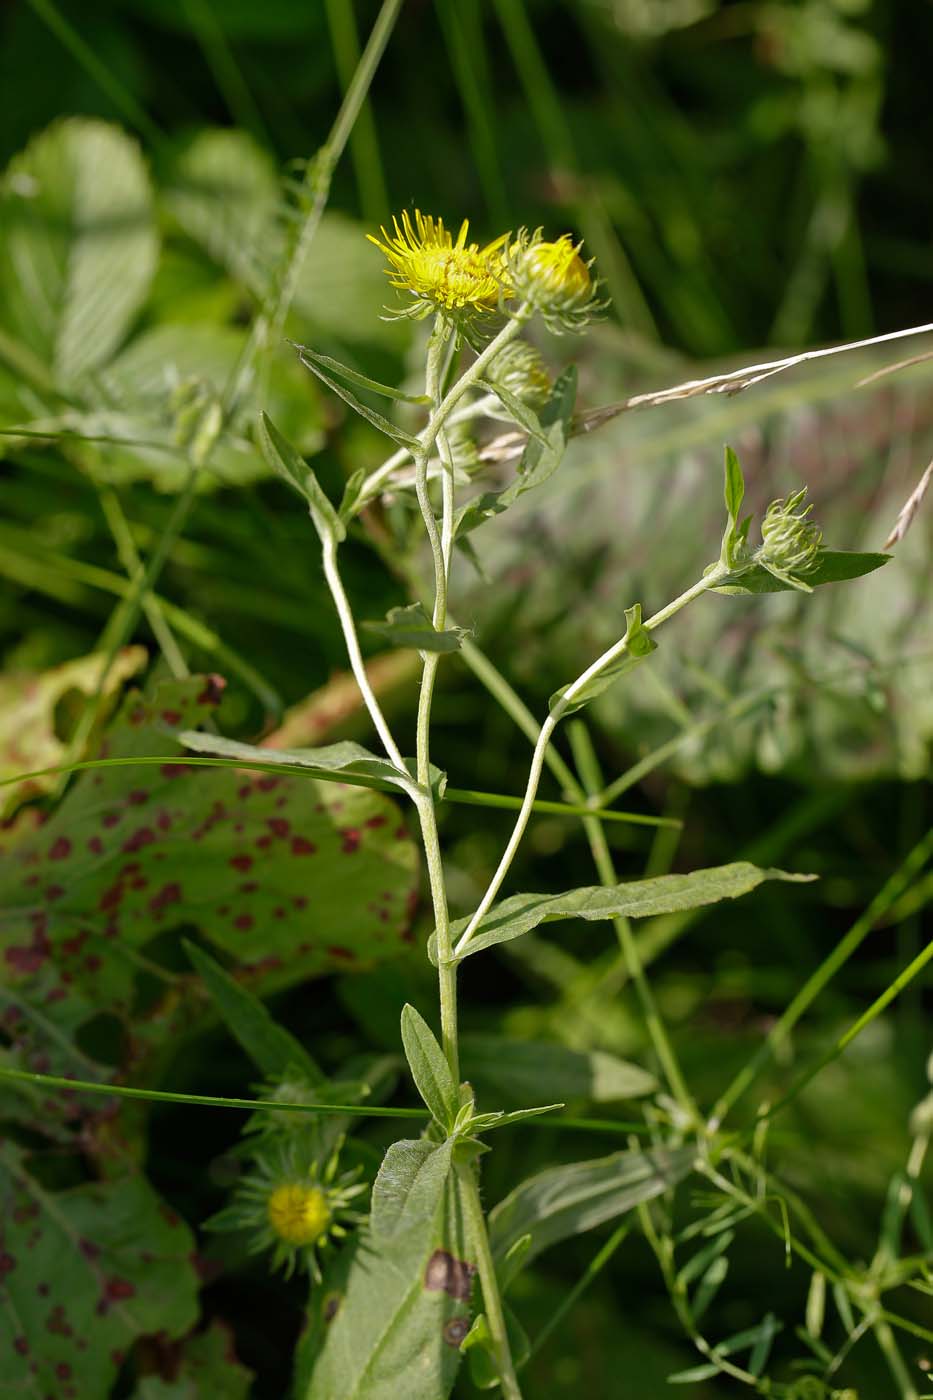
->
xmin=457 ymin=1162 xmax=524 ymax=1400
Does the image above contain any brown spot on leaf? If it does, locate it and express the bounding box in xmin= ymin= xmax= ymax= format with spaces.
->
xmin=424 ymin=1249 xmax=476 ymax=1302
xmin=443 ymin=1317 xmax=470 ymax=1347
xmin=197 ymin=674 xmax=226 ymax=706
xmin=291 ymin=836 xmax=316 ymax=855
xmin=48 ymin=837 xmax=71 ymax=860
xmin=323 ymin=1292 xmax=341 ymax=1322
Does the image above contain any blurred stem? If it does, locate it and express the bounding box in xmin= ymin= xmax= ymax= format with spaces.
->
xmin=568 ymin=721 xmax=696 ymax=1122
xmin=183 ymin=0 xmax=271 ymax=148
xmin=711 ymin=827 xmax=933 ymax=1129
xmin=436 ymin=0 xmax=509 ymax=227
xmin=325 ymin=0 xmax=389 ymax=222
xmin=96 ymin=483 xmax=188 ymax=679
xmin=457 ymin=1162 xmax=523 ymax=1400
xmin=523 ymin=1221 xmax=631 ymax=1368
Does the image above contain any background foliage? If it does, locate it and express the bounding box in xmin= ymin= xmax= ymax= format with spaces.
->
xmin=0 ymin=1 xmax=930 ymax=1396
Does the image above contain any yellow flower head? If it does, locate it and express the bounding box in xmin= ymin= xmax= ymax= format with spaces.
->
xmin=267 ymin=1182 xmax=332 ymax=1246
xmin=367 ymin=209 xmax=511 ymax=318
xmin=506 ymin=227 xmax=604 ymax=332
xmin=521 ymin=235 xmax=592 ymax=301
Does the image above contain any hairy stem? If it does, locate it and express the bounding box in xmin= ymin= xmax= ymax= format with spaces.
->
xmin=457 ymin=1162 xmax=523 ymax=1400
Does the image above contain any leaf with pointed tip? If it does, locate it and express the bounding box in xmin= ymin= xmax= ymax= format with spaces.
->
xmin=178 ymin=728 xmax=445 ymax=800
xmin=183 ymin=940 xmax=322 ymax=1083
xmin=296 ymin=348 xmax=421 ymax=450
xmin=400 ymin=1004 xmax=458 ymax=1130
xmin=450 ymin=864 xmax=815 ymax=960
xmin=724 ymin=445 xmax=745 ymax=523
xmin=258 ymin=411 xmax=345 ymax=542
xmin=549 ymin=603 xmax=657 ymax=716
xmin=489 ymin=1145 xmax=695 ymax=1268
xmin=363 ymin=603 xmax=466 ymax=654
xmin=303 ymin=1138 xmax=474 ymax=1400
xmin=293 ymin=344 xmax=430 ymax=404
xmin=713 ymin=550 xmax=890 ymax=595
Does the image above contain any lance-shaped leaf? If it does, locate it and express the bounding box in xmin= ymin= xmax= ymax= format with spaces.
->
xmin=258 ymin=411 xmax=345 ymax=542
xmin=295 ymin=347 xmax=422 ymax=450
xmin=0 ymin=1142 xmax=199 ymax=1398
xmin=455 ymin=367 xmax=577 ymax=538
xmin=178 ymin=727 xmax=433 ymax=798
xmin=712 ymin=550 xmax=889 ymax=595
xmin=363 ymin=603 xmax=466 ymax=655
xmin=293 ymin=344 xmax=430 ymax=404
xmin=449 ymin=863 xmax=814 ymax=961
xmin=400 ymin=1004 xmax=458 ymax=1130
xmin=184 ymin=940 xmax=323 ymax=1083
xmin=302 ymin=1138 xmax=475 ymax=1400
xmin=549 ymin=603 xmax=657 ymax=717
xmin=0 ymin=677 xmax=419 ymax=1046
xmin=460 ymin=1034 xmax=657 ymax=1106
xmin=489 ymin=1145 xmax=695 ymax=1269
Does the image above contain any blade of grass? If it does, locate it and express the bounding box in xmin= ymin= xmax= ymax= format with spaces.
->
xmin=324 ymin=0 xmax=389 ymax=223
xmin=436 ymin=0 xmax=509 ymax=227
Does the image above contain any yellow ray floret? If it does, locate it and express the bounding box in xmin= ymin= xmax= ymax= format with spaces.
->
xmin=368 ymin=209 xmax=511 ymax=313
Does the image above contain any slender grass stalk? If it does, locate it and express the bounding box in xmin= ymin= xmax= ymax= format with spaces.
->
xmin=711 ymin=827 xmax=933 ymax=1128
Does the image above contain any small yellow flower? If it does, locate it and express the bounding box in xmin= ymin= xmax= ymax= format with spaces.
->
xmin=267 ymin=1182 xmax=332 ymax=1246
xmin=368 ymin=209 xmax=511 ymax=318
xmin=521 ymin=235 xmax=592 ymax=301
xmin=506 ymin=227 xmax=603 ymax=332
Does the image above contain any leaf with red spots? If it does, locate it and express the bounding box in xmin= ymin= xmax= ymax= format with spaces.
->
xmin=129 ymin=1319 xmax=254 ymax=1400
xmin=0 ymin=676 xmax=419 ymax=1053
xmin=0 ymin=1141 xmax=198 ymax=1399
xmin=0 ymin=648 xmax=146 ymax=817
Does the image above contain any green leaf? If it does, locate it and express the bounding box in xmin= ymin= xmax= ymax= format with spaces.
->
xmin=489 ymin=1145 xmax=695 ymax=1267
xmin=0 ymin=118 xmax=158 ymax=387
xmin=370 ymin=1139 xmax=454 ymax=1239
xmin=455 ymin=367 xmax=577 ymax=538
xmin=450 ymin=863 xmax=814 ymax=960
xmin=296 ymin=347 xmax=422 ymax=450
xmin=549 ymin=603 xmax=657 ymax=717
xmin=400 ymin=1004 xmax=459 ymax=1131
xmin=258 ymin=411 xmax=345 ymax=542
xmin=476 ymin=377 xmax=550 ymax=445
xmin=131 ymin=1321 xmax=254 ymax=1400
xmin=363 ymin=603 xmax=466 ymax=654
xmin=303 ymin=1138 xmax=473 ymax=1400
xmin=183 ymin=940 xmax=323 ymax=1083
xmin=724 ymin=445 xmax=745 ymax=523
xmin=293 ymin=344 xmax=430 ymax=404
xmin=0 ymin=1141 xmax=199 ymax=1397
xmin=460 ymin=1034 xmax=657 ymax=1106
xmin=339 ymin=467 xmax=367 ymax=522
xmin=178 ymin=728 xmax=443 ymax=800
xmin=713 ymin=550 xmax=890 ymax=595
xmin=0 ymin=677 xmax=419 ymax=1053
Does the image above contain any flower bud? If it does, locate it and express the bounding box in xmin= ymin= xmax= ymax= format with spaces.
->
xmin=506 ymin=228 xmax=604 ymax=331
xmin=758 ymin=488 xmax=822 ymax=584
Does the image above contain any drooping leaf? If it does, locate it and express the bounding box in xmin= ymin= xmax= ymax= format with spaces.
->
xmin=183 ymin=940 xmax=323 ymax=1084
xmin=0 ymin=647 xmax=146 ymax=817
xmin=363 ymin=603 xmax=465 ymax=655
xmin=0 ymin=118 xmax=158 ymax=386
xmin=549 ymin=603 xmax=657 ymax=716
xmin=258 ymin=411 xmax=345 ymax=542
xmin=179 ymin=728 xmax=441 ymax=799
xmin=489 ymin=1145 xmax=695 ymax=1268
xmin=712 ymin=550 xmax=890 ymax=595
xmin=295 ymin=348 xmax=422 ymax=450
xmin=460 ymin=1034 xmax=657 ymax=1106
xmin=400 ymin=1005 xmax=458 ymax=1131
xmin=0 ymin=1142 xmax=199 ymax=1399
xmin=0 ymin=676 xmax=419 ymax=1048
xmin=304 ymin=1138 xmax=475 ymax=1400
xmin=293 ymin=345 xmax=430 ymax=404
xmin=455 ymin=367 xmax=577 ymax=538
xmin=130 ymin=1320 xmax=254 ymax=1400
xmin=448 ymin=863 xmax=814 ymax=960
